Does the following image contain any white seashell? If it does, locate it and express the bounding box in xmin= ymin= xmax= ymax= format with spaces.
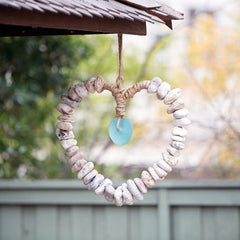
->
xmin=148 ymin=167 xmax=160 ymax=182
xmin=167 ymin=98 xmax=184 ymax=114
xmin=95 ymin=186 xmax=105 ymax=196
xmin=162 ymin=151 xmax=178 ymax=166
xmin=83 ymin=169 xmax=98 ymax=185
xmin=122 ymin=183 xmax=134 ymax=205
xmin=88 ymin=174 xmax=104 ymax=191
xmin=170 ymin=141 xmax=185 ymax=150
xmin=141 ymin=170 xmax=155 ymax=188
xmin=173 ymin=118 xmax=191 ymax=127
xmin=153 ymin=163 xmax=167 ymax=178
xmin=104 ymin=184 xmax=115 ymax=202
xmin=56 ymin=128 xmax=74 ymax=141
xmin=134 ymin=178 xmax=147 ymax=194
xmin=94 ymin=183 xmax=107 ymax=196
xmin=68 ymin=151 xmax=84 ymax=166
xmin=167 ymin=145 xmax=180 ymax=157
xmin=157 ymin=157 xmax=172 ymax=172
xmin=164 ymin=88 xmax=182 ymax=105
xmin=85 ymin=77 xmax=96 ymax=93
xmin=56 ymin=103 xmax=74 ymax=115
xmin=72 ymin=159 xmax=87 ymax=173
xmin=172 ymin=127 xmax=188 ymax=137
xmin=61 ymin=95 xmax=80 ymax=108
xmin=77 ymin=162 xmax=94 ymax=180
xmin=65 ymin=145 xmax=79 ymax=158
xmin=127 ymin=179 xmax=143 ymax=201
xmin=56 ymin=122 xmax=73 ymax=131
xmin=157 ymin=82 xmax=171 ymax=100
xmin=60 ymin=139 xmax=77 ymax=150
xmin=74 ymin=82 xmax=89 ymax=98
xmin=173 ymin=108 xmax=189 ymax=119
xmin=114 ymin=186 xmax=123 ymax=207
xmin=147 ymin=77 xmax=162 ymax=93
xmin=171 ymin=135 xmax=185 ymax=142
xmin=95 ymin=76 xmax=105 ymax=93
xmin=68 ymin=87 xmax=81 ymax=102
xmin=95 ymin=178 xmax=112 ymax=195
xmin=57 ymin=115 xmax=75 ymax=123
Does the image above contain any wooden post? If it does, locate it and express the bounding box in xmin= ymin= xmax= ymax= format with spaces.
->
xmin=158 ymin=188 xmax=170 ymax=240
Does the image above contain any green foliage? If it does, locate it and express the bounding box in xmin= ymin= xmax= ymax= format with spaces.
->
xmin=0 ymin=36 xmax=93 ymax=179
xmin=0 ymin=35 xmax=144 ymax=179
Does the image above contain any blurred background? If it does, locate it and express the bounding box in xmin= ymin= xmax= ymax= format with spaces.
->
xmin=1 ymin=1 xmax=240 ymax=240
xmin=0 ymin=0 xmax=239 ymax=181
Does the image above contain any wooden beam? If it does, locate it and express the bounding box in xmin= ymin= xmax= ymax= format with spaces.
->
xmin=0 ymin=7 xmax=146 ymax=36
xmin=0 ymin=24 xmax=107 ymax=37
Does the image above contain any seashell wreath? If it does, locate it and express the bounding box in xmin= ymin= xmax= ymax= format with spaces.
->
xmin=56 ymin=75 xmax=191 ymax=206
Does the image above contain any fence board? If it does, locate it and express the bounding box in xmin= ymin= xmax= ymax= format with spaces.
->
xmin=202 ymin=207 xmax=216 ymax=240
xmin=0 ymin=180 xmax=239 ymax=240
xmin=139 ymin=207 xmax=158 ymax=240
xmin=158 ymin=189 xmax=170 ymax=240
xmin=22 ymin=206 xmax=36 ymax=240
xmin=215 ymin=207 xmax=239 ymax=240
xmin=128 ymin=207 xmax=141 ymax=240
xmin=71 ymin=206 xmax=93 ymax=240
xmin=172 ymin=207 xmax=202 ymax=240
xmin=57 ymin=207 xmax=71 ymax=240
xmin=35 ymin=206 xmax=57 ymax=240
xmin=105 ymin=207 xmax=128 ymax=240
xmin=93 ymin=207 xmax=106 ymax=240
xmin=0 ymin=206 xmax=22 ymax=240
xmin=169 ymin=189 xmax=240 ymax=206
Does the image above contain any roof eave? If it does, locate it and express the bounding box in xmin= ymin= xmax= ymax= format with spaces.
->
xmin=0 ymin=6 xmax=147 ymax=36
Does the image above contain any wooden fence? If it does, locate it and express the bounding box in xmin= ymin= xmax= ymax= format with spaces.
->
xmin=0 ymin=180 xmax=239 ymax=240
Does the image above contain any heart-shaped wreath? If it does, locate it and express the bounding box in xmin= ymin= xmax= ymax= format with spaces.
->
xmin=56 ymin=35 xmax=190 ymax=206
xmin=56 ymin=75 xmax=190 ymax=206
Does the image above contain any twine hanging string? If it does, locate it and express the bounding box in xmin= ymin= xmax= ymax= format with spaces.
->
xmin=116 ymin=34 xmax=124 ymax=90
xmin=102 ymin=34 xmax=151 ymax=130
xmin=115 ymin=34 xmax=125 ymax=130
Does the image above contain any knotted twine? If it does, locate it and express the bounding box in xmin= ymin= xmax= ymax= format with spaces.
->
xmin=102 ymin=34 xmax=150 ymax=130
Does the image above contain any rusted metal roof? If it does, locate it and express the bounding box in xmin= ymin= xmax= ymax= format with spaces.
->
xmin=0 ymin=0 xmax=183 ymax=36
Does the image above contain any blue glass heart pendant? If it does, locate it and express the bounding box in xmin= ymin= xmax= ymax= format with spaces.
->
xmin=108 ymin=118 xmax=133 ymax=146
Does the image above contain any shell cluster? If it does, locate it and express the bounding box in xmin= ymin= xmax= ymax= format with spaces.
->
xmin=56 ymin=76 xmax=190 ymax=206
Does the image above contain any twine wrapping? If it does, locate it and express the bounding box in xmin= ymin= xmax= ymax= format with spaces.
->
xmin=101 ymin=34 xmax=151 ymax=130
